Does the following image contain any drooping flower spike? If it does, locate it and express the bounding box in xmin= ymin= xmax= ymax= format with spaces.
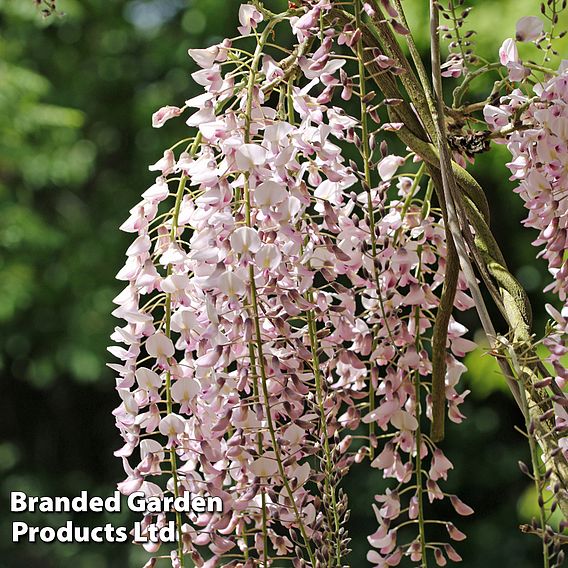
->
xmin=109 ymin=2 xmax=568 ymax=567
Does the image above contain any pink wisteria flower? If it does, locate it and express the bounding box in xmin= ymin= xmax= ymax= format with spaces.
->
xmin=515 ymin=16 xmax=544 ymax=42
xmin=498 ymin=37 xmax=529 ymax=81
xmin=499 ymin=38 xmax=519 ymax=65
xmin=152 ymin=106 xmax=182 ymax=128
xmin=109 ymin=2 xmax=492 ymax=567
xmin=237 ymin=3 xmax=263 ymax=35
xmin=485 ymin=68 xmax=568 ymax=306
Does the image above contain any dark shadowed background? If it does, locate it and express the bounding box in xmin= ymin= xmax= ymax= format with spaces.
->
xmin=1 ymin=0 xmax=566 ymax=566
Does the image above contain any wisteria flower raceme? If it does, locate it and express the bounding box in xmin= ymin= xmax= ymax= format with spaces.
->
xmin=485 ymin=66 xmax=568 ymax=308
xmin=103 ymin=3 xmax=518 ymax=567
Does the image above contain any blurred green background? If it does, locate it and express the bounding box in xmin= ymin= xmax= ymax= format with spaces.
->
xmin=0 ymin=0 xmax=566 ymax=566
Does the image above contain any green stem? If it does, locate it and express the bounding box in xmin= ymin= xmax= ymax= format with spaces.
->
xmin=391 ymin=0 xmax=436 ymax=144
xmin=355 ymin=0 xmax=379 ymax=462
xmin=448 ymin=0 xmax=469 ymax=70
xmin=390 ymin=0 xmax=459 ymax=443
xmin=161 ymin=130 xmax=205 ymax=566
xmin=413 ymin=209 xmax=430 ymax=566
xmin=288 ymin=38 xmax=342 ymax=561
xmin=164 ymin=173 xmax=190 ymax=568
xmin=348 ymin=0 xmax=568 ymax=520
xmin=414 ymin=359 xmax=429 ymax=567
xmin=506 ymin=342 xmax=551 ymax=568
xmin=307 ymin=296 xmax=342 ymax=566
xmin=393 ymin=162 xmax=426 ymax=246
xmin=242 ymin=18 xmax=316 ymax=565
xmin=365 ymin=0 xmax=436 ymax=135
xmin=452 ymin=61 xmax=503 ymax=107
xmin=249 ymin=342 xmax=268 ymax=566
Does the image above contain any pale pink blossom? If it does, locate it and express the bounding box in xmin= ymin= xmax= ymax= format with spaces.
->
xmin=188 ymin=45 xmax=220 ymax=69
xmin=378 ymin=155 xmax=405 ymax=181
xmin=250 ymin=455 xmax=279 ymax=477
xmin=254 ymin=180 xmax=287 ymax=207
xmin=146 ymin=332 xmax=175 ymax=359
xmin=158 ymin=413 xmax=185 ymax=441
xmin=237 ymin=4 xmax=263 ymax=36
xmin=429 ymin=449 xmax=454 ymax=481
xmin=230 ymin=226 xmax=262 ymax=254
xmin=135 ymin=368 xmax=162 ymax=392
xmin=516 ymin=16 xmax=544 ymax=42
xmin=449 ymin=495 xmax=474 ymax=516
xmin=152 ymin=106 xmax=182 ymax=128
xmin=499 ymin=38 xmax=519 ymax=65
xmin=235 ymin=143 xmax=267 ymax=170
xmin=446 ymin=522 xmax=467 ymax=541
xmin=149 ymin=150 xmax=175 ymax=176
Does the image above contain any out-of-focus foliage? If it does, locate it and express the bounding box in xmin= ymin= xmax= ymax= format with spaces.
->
xmin=0 ymin=0 xmax=566 ymax=566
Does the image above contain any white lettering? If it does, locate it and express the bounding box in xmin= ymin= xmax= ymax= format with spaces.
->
xmin=12 ymin=522 xmax=28 ymax=542
xmin=133 ymin=521 xmax=147 ymax=543
xmin=192 ymin=495 xmax=205 ymax=512
xmin=10 ymin=492 xmax=28 ymax=513
xmin=105 ymin=492 xmax=121 ymax=513
xmin=127 ymin=491 xmax=146 ymax=513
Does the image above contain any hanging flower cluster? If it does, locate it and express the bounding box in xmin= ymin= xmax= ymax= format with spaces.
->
xmin=479 ymin=22 xmax=568 ymax=543
xmin=108 ymin=2 xmax=483 ymax=566
xmin=483 ymin=37 xmax=568 ymax=396
xmin=485 ymin=65 xmax=568 ymax=307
